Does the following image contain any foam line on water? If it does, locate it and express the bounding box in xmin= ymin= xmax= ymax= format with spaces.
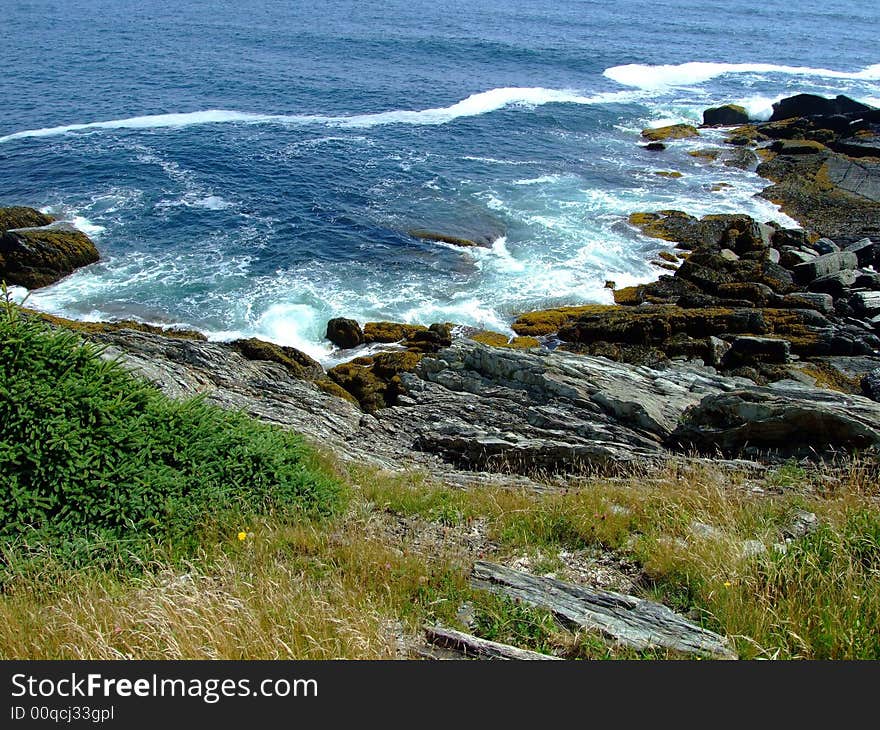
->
xmin=0 ymin=88 xmax=643 ymax=143
xmin=604 ymin=61 xmax=880 ymax=90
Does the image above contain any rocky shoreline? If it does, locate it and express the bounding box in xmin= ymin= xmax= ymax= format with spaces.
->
xmin=4 ymin=92 xmax=880 ymax=483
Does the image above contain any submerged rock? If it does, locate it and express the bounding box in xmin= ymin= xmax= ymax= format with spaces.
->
xmin=408 ymin=229 xmax=493 ymax=248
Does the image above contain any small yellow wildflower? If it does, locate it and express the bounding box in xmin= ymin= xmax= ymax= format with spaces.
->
xmin=723 ymin=580 xmax=732 ymax=587
xmin=237 ymin=531 xmax=247 ymax=541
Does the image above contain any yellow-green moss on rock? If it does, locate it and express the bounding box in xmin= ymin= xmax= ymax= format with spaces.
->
xmin=27 ymin=309 xmax=207 ymax=341
xmin=231 ymin=337 xmax=323 ymax=379
xmin=641 ymin=124 xmax=699 ymax=142
xmin=612 ymin=286 xmax=643 ymax=305
xmin=512 ymin=305 xmax=615 ymax=336
xmin=328 ymin=350 xmax=424 ymax=412
xmin=314 ymin=377 xmax=360 ymax=405
xmin=363 ymin=321 xmax=428 ymax=343
xmin=1 ymin=227 xmax=100 ymax=289
xmin=0 ymin=207 xmax=55 ymax=232
xmin=469 ymin=330 xmax=541 ymax=349
xmin=654 ymin=170 xmax=684 ymax=178
xmin=689 ymin=149 xmax=721 ymax=161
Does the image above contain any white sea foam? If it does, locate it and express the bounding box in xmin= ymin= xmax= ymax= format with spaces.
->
xmin=0 ymin=88 xmax=642 ymax=143
xmin=604 ymin=61 xmax=880 ymax=90
xmin=735 ymin=95 xmax=784 ymax=121
xmin=469 ymin=236 xmax=526 ymax=274
xmin=0 ymin=110 xmax=276 ymax=143
xmin=513 ymin=174 xmax=566 ymax=186
xmin=71 ymin=216 xmax=106 ymax=237
xmin=253 ymin=303 xmax=334 ymax=362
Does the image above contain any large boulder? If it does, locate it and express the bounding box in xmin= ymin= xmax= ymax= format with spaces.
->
xmin=769 ymin=94 xmax=874 ymax=122
xmin=669 ymin=387 xmax=880 ymax=456
xmin=0 ymin=217 xmax=100 ymax=289
xmin=792 ymin=251 xmax=858 ymax=283
xmin=325 ymin=317 xmax=365 ymax=349
xmin=703 ymin=104 xmax=749 ymax=126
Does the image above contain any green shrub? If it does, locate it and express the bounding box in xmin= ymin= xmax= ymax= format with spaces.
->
xmin=0 ymin=299 xmax=341 ymax=568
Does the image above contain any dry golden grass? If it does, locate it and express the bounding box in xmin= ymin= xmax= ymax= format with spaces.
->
xmin=2 ymin=456 xmax=878 ymax=660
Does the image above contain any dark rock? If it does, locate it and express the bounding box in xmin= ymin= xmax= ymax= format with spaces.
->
xmin=676 ymin=251 xmax=794 ymax=295
xmin=769 ymin=94 xmax=874 ymax=122
xmin=862 ymin=369 xmax=880 ymax=401
xmin=703 ymin=104 xmax=750 ymax=126
xmin=409 ymin=229 xmax=492 ymax=248
xmin=779 ymin=247 xmax=817 ymax=268
xmin=844 ymin=238 xmax=877 ymax=267
xmin=807 ymin=270 xmax=858 ymax=297
xmin=723 ymin=147 xmax=759 ymax=170
xmin=757 ymin=149 xmax=880 ymax=240
xmin=325 ymin=317 xmax=365 ymax=349
xmin=231 ymin=338 xmax=324 ymax=380
xmin=363 ymin=321 xmax=428 ymax=343
xmin=850 ymin=291 xmax=880 ymax=317
xmin=717 ymin=282 xmax=774 ymax=306
xmin=723 ymin=336 xmax=791 ymax=366
xmin=407 ymin=323 xmax=453 ymax=353
xmin=629 ymin=211 xmax=770 ymax=254
xmin=793 ymin=251 xmax=859 ymax=283
xmin=781 ymin=292 xmax=835 ymax=314
xmin=821 ymin=156 xmax=880 ymax=204
xmin=855 ymin=271 xmax=880 ymax=290
xmin=670 ymin=387 xmax=880 ymax=457
xmin=769 ymin=139 xmax=828 ymax=155
xmin=0 ymin=225 xmax=100 ymax=289
xmin=812 ymin=238 xmax=840 ymax=254
xmin=643 ymin=142 xmax=667 ymax=151
xmin=771 ymin=228 xmax=810 ymax=249
xmin=77 ymin=326 xmax=880 ymax=482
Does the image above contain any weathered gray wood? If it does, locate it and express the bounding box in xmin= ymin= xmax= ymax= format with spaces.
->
xmin=424 ymin=625 xmax=562 ymax=661
xmin=471 ymin=561 xmax=737 ymax=659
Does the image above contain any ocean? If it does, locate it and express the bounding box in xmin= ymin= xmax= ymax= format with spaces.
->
xmin=2 ymin=0 xmax=878 ymax=362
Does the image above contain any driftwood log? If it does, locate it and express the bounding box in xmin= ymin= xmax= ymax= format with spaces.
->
xmin=424 ymin=625 xmax=561 ymax=660
xmin=471 ymin=561 xmax=737 ymax=659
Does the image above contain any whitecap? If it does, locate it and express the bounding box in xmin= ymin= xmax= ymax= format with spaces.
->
xmin=513 ymin=174 xmax=566 ymax=186
xmin=192 ymin=195 xmax=233 ymax=211
xmin=604 ymin=61 xmax=880 ymax=90
xmin=0 ymin=87 xmax=644 ymax=143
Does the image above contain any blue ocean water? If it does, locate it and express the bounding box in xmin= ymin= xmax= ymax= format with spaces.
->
xmin=2 ymin=0 xmax=878 ymax=361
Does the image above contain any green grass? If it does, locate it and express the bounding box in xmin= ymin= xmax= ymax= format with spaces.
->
xmin=0 ymin=296 xmax=342 ymax=573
